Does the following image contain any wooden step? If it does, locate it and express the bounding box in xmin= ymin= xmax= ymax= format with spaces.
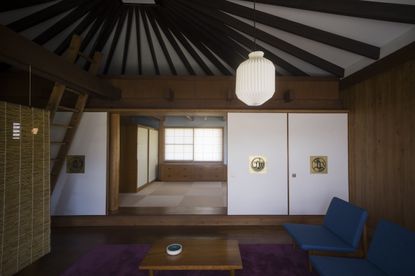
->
xmin=65 ymin=87 xmax=82 ymax=95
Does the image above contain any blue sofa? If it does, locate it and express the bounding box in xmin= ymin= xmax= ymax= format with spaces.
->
xmin=283 ymin=197 xmax=368 ymax=254
xmin=310 ymin=219 xmax=415 ymax=276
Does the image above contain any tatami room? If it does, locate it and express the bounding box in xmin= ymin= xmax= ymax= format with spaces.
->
xmin=1 ymin=0 xmax=415 ymax=276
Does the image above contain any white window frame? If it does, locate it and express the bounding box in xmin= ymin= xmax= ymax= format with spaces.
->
xmin=164 ymin=127 xmax=223 ymax=162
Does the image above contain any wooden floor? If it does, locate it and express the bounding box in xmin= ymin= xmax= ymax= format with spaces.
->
xmin=15 ymin=225 xmax=292 ymax=276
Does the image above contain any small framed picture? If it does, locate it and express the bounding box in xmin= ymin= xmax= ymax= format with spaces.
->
xmin=310 ymin=156 xmax=328 ymax=174
xmin=66 ymin=155 xmax=85 ymax=174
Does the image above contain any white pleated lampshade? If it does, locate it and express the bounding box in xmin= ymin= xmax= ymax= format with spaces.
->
xmin=235 ymin=51 xmax=276 ymax=106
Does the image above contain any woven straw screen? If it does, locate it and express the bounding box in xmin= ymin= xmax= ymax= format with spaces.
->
xmin=0 ymin=101 xmax=50 ymax=276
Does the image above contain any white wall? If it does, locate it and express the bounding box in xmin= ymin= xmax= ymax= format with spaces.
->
xmin=227 ymin=113 xmax=288 ymax=215
xmin=51 ymin=112 xmax=107 ymax=215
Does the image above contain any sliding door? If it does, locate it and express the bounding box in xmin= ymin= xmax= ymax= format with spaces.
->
xmin=227 ymin=113 xmax=288 ymax=215
xmin=148 ymin=128 xmax=159 ymax=183
xmin=137 ymin=127 xmax=149 ymax=188
xmin=288 ymin=113 xmax=348 ymax=215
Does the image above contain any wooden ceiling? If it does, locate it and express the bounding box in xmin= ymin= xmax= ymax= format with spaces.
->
xmin=1 ymin=0 xmax=414 ymax=78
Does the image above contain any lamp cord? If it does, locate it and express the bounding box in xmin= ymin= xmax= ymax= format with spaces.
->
xmin=29 ymin=65 xmax=32 ymax=107
xmin=253 ymin=0 xmax=256 ymax=51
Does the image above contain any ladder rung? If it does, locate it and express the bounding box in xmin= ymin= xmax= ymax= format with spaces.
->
xmin=58 ymin=106 xmax=78 ymax=112
xmin=78 ymin=52 xmax=95 ymax=63
xmin=65 ymin=87 xmax=82 ymax=95
xmin=52 ymin=124 xmax=73 ymax=128
xmin=51 ymin=141 xmax=66 ymax=144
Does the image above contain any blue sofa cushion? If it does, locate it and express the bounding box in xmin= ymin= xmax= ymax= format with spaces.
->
xmin=323 ymin=197 xmax=368 ymax=248
xmin=310 ymin=255 xmax=387 ymax=276
xmin=367 ymin=220 xmax=415 ymax=276
xmin=283 ymin=224 xmax=356 ymax=252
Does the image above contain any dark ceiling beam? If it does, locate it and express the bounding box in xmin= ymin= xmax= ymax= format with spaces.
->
xmin=134 ymin=7 xmax=142 ymax=75
xmin=146 ymin=8 xmax=177 ymax=75
xmin=54 ymin=0 xmax=112 ymax=55
xmin=191 ymin=0 xmax=343 ymax=76
xmin=89 ymin=2 xmax=123 ymax=54
xmin=203 ymin=0 xmax=380 ymax=59
xmin=155 ymin=9 xmax=215 ymax=75
xmin=33 ymin=0 xmax=100 ymax=45
xmin=79 ymin=0 xmax=118 ymax=55
xmin=340 ymin=41 xmax=415 ymax=90
xmin=0 ymin=25 xmax=120 ymax=99
xmin=7 ymin=0 xmax=83 ymax=32
xmin=151 ymin=8 xmax=195 ymax=75
xmin=244 ymin=0 xmax=415 ymax=24
xmin=103 ymin=6 xmax=128 ymax=74
xmin=167 ymin=1 xmax=244 ymax=70
xmin=163 ymin=7 xmax=234 ymax=75
xmin=177 ymin=0 xmax=306 ymax=76
xmin=122 ymin=7 xmax=134 ymax=74
xmin=140 ymin=8 xmax=160 ymax=75
xmin=0 ymin=0 xmax=55 ymax=12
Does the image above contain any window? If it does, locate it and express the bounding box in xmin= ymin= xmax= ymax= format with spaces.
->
xmin=165 ymin=128 xmax=223 ymax=161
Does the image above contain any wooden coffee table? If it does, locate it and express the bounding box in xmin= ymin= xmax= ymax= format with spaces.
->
xmin=139 ymin=239 xmax=243 ymax=276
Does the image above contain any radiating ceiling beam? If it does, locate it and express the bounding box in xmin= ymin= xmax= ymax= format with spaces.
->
xmin=103 ymin=6 xmax=128 ymax=74
xmin=167 ymin=1 xmax=244 ymax=70
xmin=151 ymin=8 xmax=195 ymax=75
xmin=156 ymin=9 xmax=215 ymax=75
xmin=91 ymin=2 xmax=123 ymax=54
xmin=140 ymin=8 xmax=160 ymax=75
xmin=0 ymin=0 xmax=56 ymax=12
xmin=122 ymin=7 xmax=134 ymax=74
xmin=0 ymin=25 xmax=120 ymax=99
xmin=134 ymin=7 xmax=142 ymax=74
xmin=203 ymin=0 xmax=380 ymax=59
xmin=146 ymin=8 xmax=177 ymax=75
xmin=7 ymin=0 xmax=84 ymax=32
xmin=54 ymin=0 xmax=112 ymax=55
xmin=33 ymin=0 xmax=100 ymax=45
xmin=177 ymin=0 xmax=307 ymax=76
xmin=244 ymin=0 xmax=415 ymax=24
xmin=189 ymin=0 xmax=343 ymax=76
xmin=161 ymin=8 xmax=231 ymax=75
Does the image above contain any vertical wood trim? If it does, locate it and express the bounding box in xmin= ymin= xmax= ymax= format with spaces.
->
xmin=158 ymin=119 xmax=165 ymax=165
xmin=109 ymin=113 xmax=120 ymax=213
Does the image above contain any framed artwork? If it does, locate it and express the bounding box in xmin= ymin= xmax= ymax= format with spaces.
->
xmin=310 ymin=156 xmax=328 ymax=174
xmin=66 ymin=155 xmax=85 ymax=173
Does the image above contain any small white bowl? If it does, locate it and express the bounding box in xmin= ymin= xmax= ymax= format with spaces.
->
xmin=166 ymin=243 xmax=183 ymax=256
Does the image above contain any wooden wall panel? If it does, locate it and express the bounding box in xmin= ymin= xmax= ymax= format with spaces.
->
xmin=341 ymin=59 xmax=415 ymax=231
xmin=88 ymin=76 xmax=341 ymax=110
xmin=0 ymin=101 xmax=50 ymax=276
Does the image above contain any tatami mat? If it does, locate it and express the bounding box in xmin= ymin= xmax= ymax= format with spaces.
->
xmin=119 ymin=181 xmax=227 ymax=208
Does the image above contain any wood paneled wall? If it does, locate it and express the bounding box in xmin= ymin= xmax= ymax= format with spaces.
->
xmin=88 ymin=76 xmax=341 ymax=110
xmin=0 ymin=102 xmax=50 ymax=276
xmin=341 ymin=59 xmax=415 ymax=231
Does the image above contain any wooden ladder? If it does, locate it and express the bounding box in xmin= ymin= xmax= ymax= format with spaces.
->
xmin=48 ymin=35 xmax=102 ymax=193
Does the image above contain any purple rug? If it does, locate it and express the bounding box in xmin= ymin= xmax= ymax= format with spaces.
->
xmin=62 ymin=244 xmax=318 ymax=276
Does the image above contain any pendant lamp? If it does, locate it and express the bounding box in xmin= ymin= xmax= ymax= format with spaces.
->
xmin=235 ymin=1 xmax=276 ymax=106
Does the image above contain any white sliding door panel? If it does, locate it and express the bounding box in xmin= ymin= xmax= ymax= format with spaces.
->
xmin=228 ymin=113 xmax=288 ymax=215
xmin=148 ymin=129 xmax=159 ymax=182
xmin=289 ymin=113 xmax=348 ymax=215
xmin=137 ymin=127 xmax=149 ymax=188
